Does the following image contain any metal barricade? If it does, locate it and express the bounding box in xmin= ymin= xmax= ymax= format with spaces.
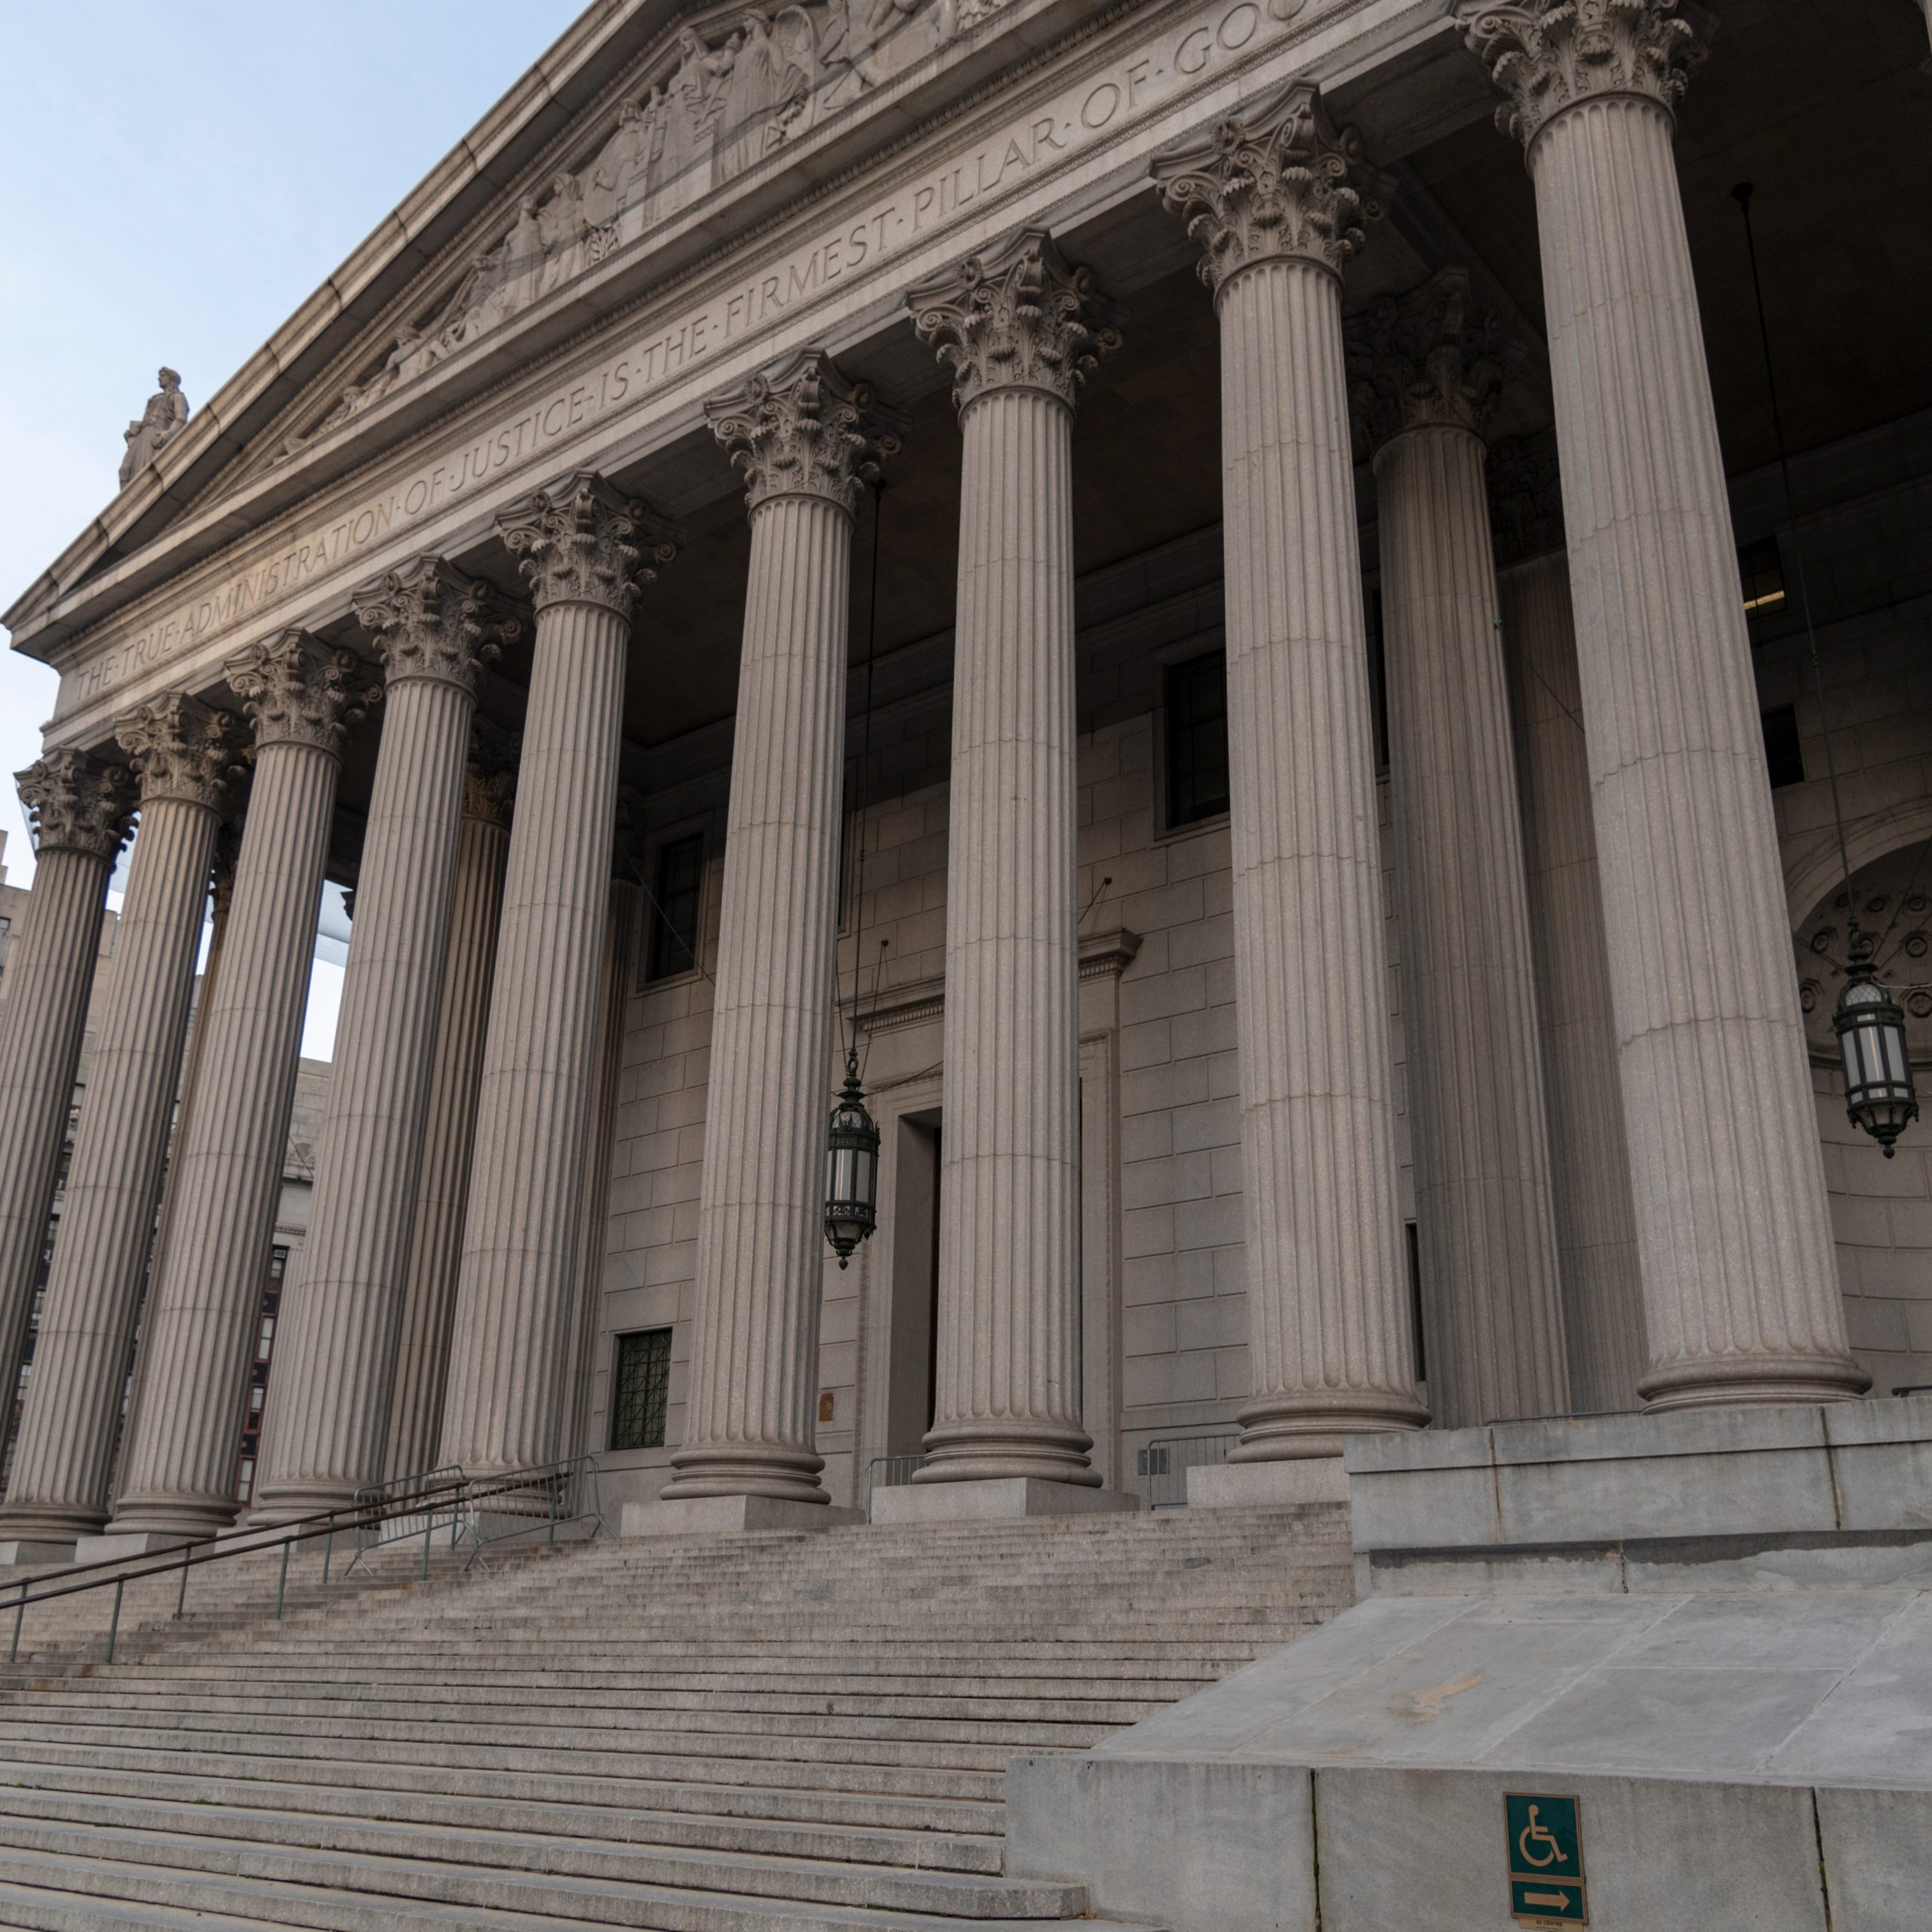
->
xmin=864 ymin=1453 xmax=929 ymax=1516
xmin=346 ymin=1465 xmax=469 ymax=1578
xmin=1140 ymin=1430 xmax=1239 ymax=1509
xmin=460 ymin=1456 xmax=608 ymax=1571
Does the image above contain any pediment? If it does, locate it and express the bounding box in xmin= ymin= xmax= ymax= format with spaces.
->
xmin=245 ymin=0 xmax=1008 ymax=485
xmin=5 ymin=0 xmax=1041 ymax=651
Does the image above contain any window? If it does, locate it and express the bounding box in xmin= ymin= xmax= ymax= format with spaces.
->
xmin=1164 ymin=650 xmax=1231 ymax=828
xmin=645 ymin=835 xmax=703 ymax=981
xmin=609 ymin=1329 xmax=672 ymax=1452
xmin=1761 ymin=705 xmax=1805 ymax=789
xmin=232 ymin=1246 xmax=287 ymax=1500
xmin=1739 ymin=537 xmax=1786 ymax=617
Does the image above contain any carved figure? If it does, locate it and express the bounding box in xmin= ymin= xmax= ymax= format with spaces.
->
xmin=586 ymin=93 xmax=667 ymax=224
xmin=118 ymin=368 xmax=189 ymax=487
xmin=537 ymin=172 xmax=592 ymax=297
xmin=715 ymin=9 xmax=817 ymax=182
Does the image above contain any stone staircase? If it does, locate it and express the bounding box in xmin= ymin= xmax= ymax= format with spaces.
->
xmin=0 ymin=1503 xmax=1352 ymax=1930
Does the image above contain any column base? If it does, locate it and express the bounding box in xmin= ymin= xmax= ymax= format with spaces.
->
xmin=620 ymin=1494 xmax=864 ymax=1537
xmin=1639 ymin=1352 xmax=1872 ymax=1412
xmin=1186 ymin=1457 xmax=1350 ymax=1508
xmin=73 ymin=1530 xmax=205 ymax=1563
xmin=1232 ymin=1388 xmax=1430 ymax=1462
xmin=0 ymin=1540 xmax=78 ymax=1567
xmin=872 ymin=1478 xmax=1143 ymax=1524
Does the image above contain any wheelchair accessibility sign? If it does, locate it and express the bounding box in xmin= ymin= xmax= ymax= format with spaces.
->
xmin=1504 ymin=1792 xmax=1587 ymax=1924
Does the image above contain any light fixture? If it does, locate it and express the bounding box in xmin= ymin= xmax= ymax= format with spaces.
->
xmin=1834 ymin=925 xmax=1920 ymax=1157
xmin=824 ymin=1051 xmax=881 ymax=1268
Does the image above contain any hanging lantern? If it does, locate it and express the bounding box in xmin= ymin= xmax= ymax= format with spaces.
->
xmin=1833 ymin=930 xmax=1919 ymax=1156
xmin=824 ymin=1052 xmax=880 ymax=1267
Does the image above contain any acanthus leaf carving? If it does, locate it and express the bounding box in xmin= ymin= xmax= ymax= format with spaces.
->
xmin=223 ymin=629 xmax=378 ymax=758
xmin=1150 ymin=78 xmax=1385 ymax=291
xmin=496 ymin=472 xmax=680 ymax=616
xmin=705 ymin=347 xmax=904 ymax=515
xmin=906 ymin=227 xmax=1124 ymax=416
xmin=1487 ymin=429 xmax=1567 ymax=568
xmin=1460 ymin=0 xmax=1705 ymax=150
xmin=350 ymin=555 xmax=523 ymax=697
xmin=463 ymin=717 xmax=521 ymax=829
xmin=1346 ymin=268 xmax=1515 ymax=455
xmin=15 ymin=747 xmax=137 ymax=863
xmin=112 ymin=691 xmax=245 ymax=813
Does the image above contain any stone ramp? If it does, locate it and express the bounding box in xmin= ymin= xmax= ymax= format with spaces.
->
xmin=0 ymin=1503 xmax=1352 ymax=1928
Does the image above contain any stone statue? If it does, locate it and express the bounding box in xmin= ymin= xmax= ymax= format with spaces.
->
xmin=118 ymin=368 xmax=189 ymax=488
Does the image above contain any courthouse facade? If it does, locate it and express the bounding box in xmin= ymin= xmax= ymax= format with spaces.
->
xmin=0 ymin=0 xmax=1927 ymax=1549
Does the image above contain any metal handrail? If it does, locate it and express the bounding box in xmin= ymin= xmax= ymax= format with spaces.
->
xmin=459 ymin=1454 xmax=608 ymax=1572
xmin=1142 ymin=1429 xmax=1239 ymax=1509
xmin=864 ymin=1453 xmax=929 ymax=1515
xmin=0 ymin=1467 xmax=474 ymax=1667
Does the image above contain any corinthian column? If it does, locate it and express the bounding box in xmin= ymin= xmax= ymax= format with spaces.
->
xmin=107 ymin=632 xmax=371 ymax=1543
xmin=1465 ymin=1 xmax=1864 ymax=1408
xmin=382 ymin=724 xmax=515 ymax=1482
xmin=647 ymin=349 xmax=900 ymax=1526
xmin=1492 ymin=436 xmax=1647 ymax=1412
xmin=0 ymin=751 xmax=134 ymax=1454
xmin=894 ymin=229 xmax=1126 ymax=1503
xmin=1154 ymin=82 xmax=1427 ymax=1487
xmin=1347 ymin=272 xmax=1568 ymax=1429
xmin=438 ymin=476 xmax=676 ymax=1477
xmin=251 ymin=563 xmax=518 ymax=1521
xmin=0 ymin=697 xmax=238 ymax=1551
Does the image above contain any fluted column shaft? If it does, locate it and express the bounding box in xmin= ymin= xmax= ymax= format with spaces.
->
xmin=1376 ymin=421 xmax=1568 ymax=1427
xmin=1523 ymin=87 xmax=1861 ymax=1406
xmin=438 ymin=473 xmax=668 ymax=1476
xmin=669 ymin=493 xmax=853 ymax=1500
xmin=1219 ymin=259 xmax=1426 ymax=1455
xmin=111 ymin=635 xmax=365 ymax=1536
xmin=253 ymin=567 xmax=503 ymax=1520
xmin=0 ymin=755 xmax=131 ymax=1423
xmin=1501 ymin=552 xmax=1647 ymax=1411
xmin=383 ymin=792 xmax=511 ymax=1481
xmin=0 ymin=694 xmax=235 ymax=1540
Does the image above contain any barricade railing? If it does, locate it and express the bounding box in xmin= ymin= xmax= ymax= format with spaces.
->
xmin=1140 ymin=1430 xmax=1239 ymax=1509
xmin=864 ymin=1454 xmax=929 ymax=1515
xmin=346 ymin=1464 xmax=470 ymax=1578
xmin=459 ymin=1455 xmax=607 ymax=1571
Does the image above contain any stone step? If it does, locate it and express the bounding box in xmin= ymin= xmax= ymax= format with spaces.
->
xmin=0 ymin=1741 xmax=1003 ymax=1834
xmin=0 ymin=1724 xmax=1010 ymax=1801
xmin=0 ymin=1822 xmax=1106 ymax=1930
xmin=0 ymin=1764 xmax=1008 ymax=1875
xmin=0 ymin=1796 xmax=1073 ymax=1919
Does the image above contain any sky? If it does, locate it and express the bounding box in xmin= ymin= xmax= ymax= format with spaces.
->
xmin=0 ymin=0 xmax=583 ymax=1054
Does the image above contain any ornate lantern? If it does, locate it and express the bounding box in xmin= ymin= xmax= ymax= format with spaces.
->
xmin=1833 ymin=929 xmax=1919 ymax=1156
xmin=824 ymin=1051 xmax=880 ymax=1267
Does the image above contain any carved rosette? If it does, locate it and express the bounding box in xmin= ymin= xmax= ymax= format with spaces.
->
xmin=1461 ymin=0 xmax=1705 ymax=149
xmin=223 ymin=630 xmax=377 ymax=758
xmin=906 ymin=228 xmax=1124 ymax=416
xmin=1346 ymin=269 xmax=1512 ymax=456
xmin=1151 ymin=78 xmax=1380 ymax=293
xmin=496 ymin=472 xmax=678 ymax=617
xmin=15 ymin=748 xmax=136 ymax=861
xmin=112 ymin=691 xmax=244 ymax=813
xmin=463 ymin=718 xmax=520 ymax=829
xmin=704 ymin=348 xmax=904 ymax=518
xmin=1488 ymin=430 xmax=1567 ymax=568
xmin=351 ymin=556 xmax=522 ymax=696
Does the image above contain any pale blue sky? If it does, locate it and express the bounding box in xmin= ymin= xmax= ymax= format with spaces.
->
xmin=0 ymin=0 xmax=583 ymax=1050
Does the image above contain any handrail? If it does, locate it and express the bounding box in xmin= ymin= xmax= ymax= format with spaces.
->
xmin=1 ymin=1468 xmax=474 ymax=1666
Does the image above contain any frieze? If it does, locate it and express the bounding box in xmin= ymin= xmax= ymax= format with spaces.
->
xmin=55 ymin=0 xmax=1343 ymax=727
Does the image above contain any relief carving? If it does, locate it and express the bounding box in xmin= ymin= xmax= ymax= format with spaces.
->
xmin=224 ymin=630 xmax=379 ymax=758
xmin=15 ymin=748 xmax=137 ymax=863
xmin=706 ymin=347 xmax=903 ymax=515
xmin=272 ymin=0 xmax=1001 ymax=468
xmin=350 ymin=556 xmax=523 ymax=697
xmin=112 ymin=691 xmax=245 ymax=813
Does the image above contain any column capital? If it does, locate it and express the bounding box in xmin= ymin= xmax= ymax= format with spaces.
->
xmin=1460 ymin=0 xmax=1705 ymax=150
xmin=906 ymin=227 xmax=1123 ymax=417
xmin=112 ymin=691 xmax=244 ymax=814
xmin=1346 ymin=268 xmax=1512 ymax=455
xmin=15 ymin=748 xmax=135 ymax=862
xmin=351 ymin=556 xmax=522 ymax=697
xmin=1151 ymin=78 xmax=1383 ymax=293
xmin=1488 ymin=430 xmax=1567 ymax=568
xmin=463 ymin=718 xmax=520 ymax=828
xmin=224 ymin=630 xmax=377 ymax=758
xmin=495 ymin=472 xmax=678 ymax=617
xmin=705 ymin=348 xmax=904 ymax=518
